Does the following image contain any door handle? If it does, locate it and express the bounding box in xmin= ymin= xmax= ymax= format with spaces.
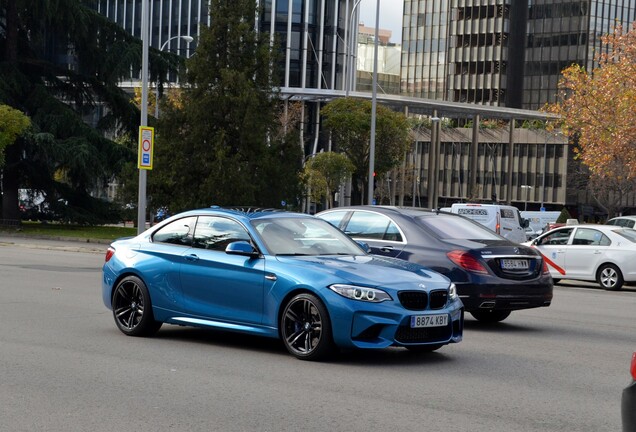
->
xmin=379 ymin=246 xmax=394 ymax=253
xmin=184 ymin=254 xmax=199 ymax=262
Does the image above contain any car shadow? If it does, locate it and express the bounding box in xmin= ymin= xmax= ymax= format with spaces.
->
xmin=462 ymin=318 xmax=545 ymax=334
xmin=152 ymin=325 xmax=458 ymax=365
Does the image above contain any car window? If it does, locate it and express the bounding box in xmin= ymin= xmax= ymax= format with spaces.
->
xmin=572 ymin=228 xmax=611 ymax=246
xmin=501 ymin=208 xmax=515 ymax=219
xmin=606 ymin=219 xmax=618 ymax=226
xmin=152 ymin=216 xmax=197 ymax=246
xmin=614 ymin=229 xmax=636 ymax=243
xmin=416 ymin=214 xmax=502 ymax=240
xmin=537 ymin=228 xmax=574 ymax=245
xmin=192 ymin=216 xmax=251 ymax=251
xmin=318 ymin=210 xmax=349 ymax=229
xmin=343 ymin=211 xmax=403 ymax=242
xmin=626 ymin=220 xmax=635 ymax=228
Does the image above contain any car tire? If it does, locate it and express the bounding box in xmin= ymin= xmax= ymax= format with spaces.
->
xmin=112 ymin=275 xmax=162 ymax=336
xmin=470 ymin=310 xmax=512 ymax=323
xmin=597 ymin=264 xmax=623 ymax=291
xmin=281 ymin=293 xmax=335 ymax=361
xmin=406 ymin=344 xmax=443 ymax=353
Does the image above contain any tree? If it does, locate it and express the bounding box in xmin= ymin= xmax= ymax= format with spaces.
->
xmin=545 ymin=24 xmax=636 ymax=216
xmin=0 ymin=105 xmax=30 ymax=168
xmin=302 ymin=152 xmax=355 ymax=209
xmin=149 ymin=0 xmax=302 ymax=212
xmin=0 ymin=0 xmax=182 ymax=223
xmin=321 ymin=98 xmax=411 ymax=204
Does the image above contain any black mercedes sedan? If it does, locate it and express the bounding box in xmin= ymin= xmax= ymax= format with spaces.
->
xmin=317 ymin=206 xmax=553 ymax=323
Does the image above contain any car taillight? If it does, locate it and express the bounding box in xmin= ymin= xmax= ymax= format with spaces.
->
xmin=542 ymin=259 xmax=550 ymax=274
xmin=105 ymin=247 xmax=115 ymax=263
xmin=447 ymin=250 xmax=488 ymax=274
xmin=630 ymin=352 xmax=636 ymax=381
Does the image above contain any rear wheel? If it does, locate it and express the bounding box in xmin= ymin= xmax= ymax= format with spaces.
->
xmin=281 ymin=293 xmax=335 ymax=361
xmin=597 ymin=264 xmax=623 ymax=290
xmin=112 ymin=275 xmax=162 ymax=336
xmin=470 ymin=310 xmax=511 ymax=323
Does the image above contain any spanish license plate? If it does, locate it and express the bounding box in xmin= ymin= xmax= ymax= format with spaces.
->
xmin=410 ymin=314 xmax=448 ymax=328
xmin=501 ymin=259 xmax=529 ymax=270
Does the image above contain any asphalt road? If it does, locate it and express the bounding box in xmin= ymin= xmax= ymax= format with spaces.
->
xmin=0 ymin=237 xmax=634 ymax=432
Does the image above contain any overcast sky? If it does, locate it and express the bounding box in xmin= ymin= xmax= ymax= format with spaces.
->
xmin=359 ymin=0 xmax=404 ymax=43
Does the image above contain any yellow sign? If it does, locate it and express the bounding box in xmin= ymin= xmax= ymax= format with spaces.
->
xmin=138 ymin=126 xmax=154 ymax=170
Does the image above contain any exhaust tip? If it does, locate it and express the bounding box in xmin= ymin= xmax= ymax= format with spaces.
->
xmin=479 ymin=301 xmax=496 ymax=309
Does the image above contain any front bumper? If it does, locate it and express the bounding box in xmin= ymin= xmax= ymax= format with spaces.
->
xmin=328 ymin=294 xmax=464 ymax=350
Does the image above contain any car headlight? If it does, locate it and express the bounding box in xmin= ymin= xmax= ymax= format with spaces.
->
xmin=329 ymin=284 xmax=392 ymax=303
xmin=449 ymin=283 xmax=458 ymax=300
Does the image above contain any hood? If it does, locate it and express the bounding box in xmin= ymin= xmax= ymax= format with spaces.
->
xmin=274 ymin=254 xmax=450 ymax=289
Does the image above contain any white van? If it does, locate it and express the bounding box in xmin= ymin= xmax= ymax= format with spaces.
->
xmin=520 ymin=211 xmax=561 ymax=239
xmin=446 ymin=203 xmax=528 ymax=243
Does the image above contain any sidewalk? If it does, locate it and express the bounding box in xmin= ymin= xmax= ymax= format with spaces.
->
xmin=0 ymin=233 xmax=110 ymax=254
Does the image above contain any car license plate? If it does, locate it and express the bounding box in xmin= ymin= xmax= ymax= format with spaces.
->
xmin=410 ymin=314 xmax=448 ymax=328
xmin=501 ymin=259 xmax=529 ymax=270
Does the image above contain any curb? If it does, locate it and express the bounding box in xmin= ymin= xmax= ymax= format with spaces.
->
xmin=0 ymin=233 xmax=111 ymax=254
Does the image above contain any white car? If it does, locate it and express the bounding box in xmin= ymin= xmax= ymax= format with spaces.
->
xmin=523 ymin=224 xmax=636 ymax=290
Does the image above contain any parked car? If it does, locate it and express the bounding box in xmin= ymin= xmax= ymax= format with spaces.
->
xmin=623 ymin=352 xmax=636 ymax=432
xmin=102 ymin=207 xmax=464 ymax=360
xmin=523 ymin=224 xmax=636 ymax=290
xmin=443 ymin=203 xmax=528 ymax=243
xmin=607 ymin=215 xmax=636 ymax=229
xmin=317 ymin=206 xmax=553 ymax=323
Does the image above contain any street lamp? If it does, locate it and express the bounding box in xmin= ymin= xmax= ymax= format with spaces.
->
xmin=521 ymin=185 xmax=533 ymax=211
xmin=367 ymin=0 xmax=380 ymax=205
xmin=137 ymin=0 xmax=150 ymax=234
xmin=155 ymin=35 xmax=193 ymax=118
xmin=344 ymin=0 xmax=363 ymax=96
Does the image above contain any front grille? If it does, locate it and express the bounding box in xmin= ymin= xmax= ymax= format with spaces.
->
xmin=395 ymin=324 xmax=452 ymax=343
xmin=429 ymin=290 xmax=448 ymax=309
xmin=398 ymin=291 xmax=428 ymax=310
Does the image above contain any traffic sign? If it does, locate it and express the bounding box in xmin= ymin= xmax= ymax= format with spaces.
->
xmin=138 ymin=126 xmax=154 ymax=170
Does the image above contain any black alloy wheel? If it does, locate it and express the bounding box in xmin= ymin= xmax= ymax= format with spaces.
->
xmin=112 ymin=275 xmax=162 ymax=336
xmin=281 ymin=293 xmax=334 ymax=361
xmin=470 ymin=309 xmax=511 ymax=323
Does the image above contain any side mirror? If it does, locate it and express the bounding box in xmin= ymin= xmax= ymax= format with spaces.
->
xmin=356 ymin=241 xmax=371 ymax=253
xmin=522 ymin=218 xmax=530 ymax=228
xmin=225 ymin=241 xmax=259 ymax=257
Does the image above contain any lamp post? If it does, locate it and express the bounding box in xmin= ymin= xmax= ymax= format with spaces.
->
xmin=137 ymin=0 xmax=150 ymax=234
xmin=521 ymin=185 xmax=533 ymax=211
xmin=344 ymin=0 xmax=363 ymax=96
xmin=367 ymin=0 xmax=380 ymax=205
xmin=155 ymin=35 xmax=193 ymax=118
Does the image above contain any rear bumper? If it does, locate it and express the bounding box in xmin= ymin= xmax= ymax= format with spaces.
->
xmin=623 ymin=381 xmax=636 ymax=432
xmin=457 ymin=280 xmax=553 ymax=312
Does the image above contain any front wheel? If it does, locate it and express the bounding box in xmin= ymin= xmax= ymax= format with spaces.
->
xmin=281 ymin=293 xmax=335 ymax=361
xmin=112 ymin=275 xmax=162 ymax=336
xmin=597 ymin=264 xmax=623 ymax=290
xmin=470 ymin=310 xmax=511 ymax=323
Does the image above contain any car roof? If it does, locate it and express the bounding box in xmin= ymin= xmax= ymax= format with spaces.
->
xmin=319 ymin=205 xmax=457 ymax=218
xmin=608 ymin=216 xmax=636 ymax=221
xmin=177 ymin=207 xmax=315 ymax=222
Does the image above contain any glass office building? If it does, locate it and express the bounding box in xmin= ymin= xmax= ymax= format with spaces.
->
xmin=402 ymin=0 xmax=636 ymax=109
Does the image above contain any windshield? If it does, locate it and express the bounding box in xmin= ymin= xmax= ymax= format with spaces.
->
xmin=416 ymin=214 xmax=503 ymax=240
xmin=252 ymin=217 xmax=367 ymax=256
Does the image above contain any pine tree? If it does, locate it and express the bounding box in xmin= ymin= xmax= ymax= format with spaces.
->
xmin=0 ymin=0 xmax=181 ymax=223
xmin=151 ymin=0 xmax=302 ymax=211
